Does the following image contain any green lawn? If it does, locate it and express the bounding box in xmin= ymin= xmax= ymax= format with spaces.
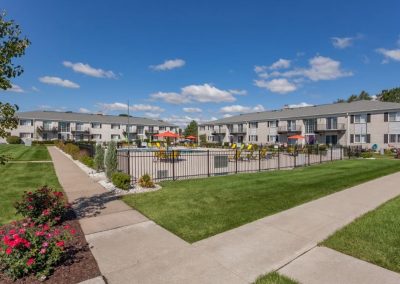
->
xmin=254 ymin=272 xmax=299 ymax=284
xmin=0 ymin=144 xmax=51 ymax=161
xmin=123 ymin=159 xmax=400 ymax=242
xmin=0 ymin=145 xmax=60 ymax=225
xmin=321 ymin=195 xmax=400 ymax=273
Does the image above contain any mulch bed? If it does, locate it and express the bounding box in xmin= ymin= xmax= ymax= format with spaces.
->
xmin=0 ymin=212 xmax=101 ymax=284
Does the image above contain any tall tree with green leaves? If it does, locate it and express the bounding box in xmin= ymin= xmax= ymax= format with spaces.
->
xmin=183 ymin=120 xmax=198 ymax=137
xmin=377 ymin=87 xmax=400 ymax=103
xmin=0 ymin=12 xmax=30 ymax=164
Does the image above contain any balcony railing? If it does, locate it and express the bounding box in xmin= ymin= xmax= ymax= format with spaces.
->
xmin=277 ymin=125 xmax=302 ymax=133
xmin=42 ymin=126 xmax=58 ymax=132
xmin=229 ymin=126 xmax=247 ymax=134
xmin=212 ymin=128 xmax=227 ymax=134
xmin=315 ymin=123 xmax=345 ymax=132
xmin=71 ymin=127 xmax=90 ymax=133
xmin=147 ymin=130 xmax=159 ymax=134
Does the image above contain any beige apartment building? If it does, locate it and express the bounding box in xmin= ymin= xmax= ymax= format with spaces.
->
xmin=198 ymin=100 xmax=400 ymax=149
xmin=0 ymin=111 xmax=178 ymax=143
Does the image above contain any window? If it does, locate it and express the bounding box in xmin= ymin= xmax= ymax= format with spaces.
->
xmin=389 ymin=134 xmax=396 ymax=143
xmin=199 ymin=126 xmax=205 ymax=131
xmin=20 ymin=119 xmax=32 ymax=126
xmin=326 ymin=135 xmax=338 ymax=145
xmin=159 ymin=126 xmax=166 ymax=131
xmin=248 ymin=135 xmax=258 ymax=142
xmin=326 ymin=117 xmax=338 ymax=130
xmin=137 ymin=126 xmax=144 ymax=134
xmin=91 ymin=134 xmax=102 ymax=140
xmin=268 ymin=121 xmax=278 ymax=128
xmin=389 ymin=112 xmax=400 ymax=122
xmin=59 ymin=122 xmax=70 ymax=132
xmin=304 ymin=119 xmax=316 ymax=133
xmin=126 ymin=125 xmax=136 ymax=132
xmin=111 ymin=124 xmax=120 ymax=129
xmin=148 ymin=126 xmax=154 ymax=133
xmin=249 ymin=122 xmax=258 ymax=129
xmin=354 ymin=114 xmax=367 ymax=123
xmin=111 ymin=134 xmax=120 ymax=140
xmin=91 ymin=122 xmax=102 ymax=129
xmin=207 ymin=136 xmax=214 ymax=141
xmin=43 ymin=121 xmax=53 ymax=131
xmin=268 ymin=135 xmax=278 ymax=143
xmin=287 ymin=120 xmax=297 ymax=131
xmin=354 ymin=134 xmax=367 ymax=143
xmin=19 ymin=133 xmax=33 ymax=138
xmin=75 ymin=123 xmax=84 ymax=131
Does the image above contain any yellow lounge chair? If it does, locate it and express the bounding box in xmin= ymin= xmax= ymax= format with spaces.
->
xmin=229 ymin=150 xmax=242 ymax=161
xmin=231 ymin=143 xmax=237 ymax=149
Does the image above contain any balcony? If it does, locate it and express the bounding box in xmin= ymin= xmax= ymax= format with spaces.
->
xmin=71 ymin=127 xmax=90 ymax=133
xmin=229 ymin=127 xmax=247 ymax=134
xmin=212 ymin=128 xmax=227 ymax=134
xmin=277 ymin=125 xmax=302 ymax=133
xmin=315 ymin=123 xmax=345 ymax=132
xmin=41 ymin=126 xmax=58 ymax=132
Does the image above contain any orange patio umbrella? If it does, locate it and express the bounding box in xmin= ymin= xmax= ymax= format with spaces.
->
xmin=288 ymin=134 xmax=305 ymax=140
xmin=154 ymin=131 xmax=180 ymax=138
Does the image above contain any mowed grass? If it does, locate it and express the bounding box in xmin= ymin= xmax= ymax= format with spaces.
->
xmin=0 ymin=144 xmax=51 ymax=161
xmin=254 ymin=272 xmax=299 ymax=284
xmin=322 ymin=195 xmax=400 ymax=273
xmin=0 ymin=145 xmax=60 ymax=225
xmin=123 ymin=159 xmax=400 ymax=242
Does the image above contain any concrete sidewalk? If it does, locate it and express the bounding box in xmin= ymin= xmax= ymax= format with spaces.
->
xmin=48 ymin=147 xmax=400 ymax=283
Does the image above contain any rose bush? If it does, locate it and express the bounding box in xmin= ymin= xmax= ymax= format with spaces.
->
xmin=14 ymin=187 xmax=70 ymax=225
xmin=0 ymin=221 xmax=75 ymax=280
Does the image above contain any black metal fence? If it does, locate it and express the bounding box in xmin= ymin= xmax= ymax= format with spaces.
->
xmin=117 ymin=145 xmax=345 ymax=183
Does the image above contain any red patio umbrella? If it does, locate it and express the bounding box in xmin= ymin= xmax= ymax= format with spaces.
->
xmin=186 ymin=135 xmax=197 ymax=140
xmin=288 ymin=134 xmax=305 ymax=140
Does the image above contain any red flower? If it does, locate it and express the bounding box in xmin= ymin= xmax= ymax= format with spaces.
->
xmin=70 ymin=229 xmax=76 ymax=235
xmin=56 ymin=241 xmax=64 ymax=247
xmin=26 ymin=258 xmax=35 ymax=266
xmin=5 ymin=247 xmax=12 ymax=255
xmin=40 ymin=248 xmax=47 ymax=254
xmin=63 ymin=224 xmax=71 ymax=230
xmin=42 ymin=209 xmax=50 ymax=216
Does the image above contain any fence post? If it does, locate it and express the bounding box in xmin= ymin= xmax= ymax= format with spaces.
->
xmin=294 ymin=146 xmax=297 ymax=168
xmin=340 ymin=146 xmax=343 ymax=160
xmin=330 ymin=146 xmax=333 ymax=161
xmin=320 ymin=148 xmax=322 ymax=164
xmin=235 ymin=149 xmax=238 ymax=174
xmin=258 ymin=149 xmax=261 ymax=171
xmin=127 ymin=150 xmax=130 ymax=175
xmin=172 ymin=150 xmax=175 ymax=180
xmin=207 ymin=150 xmax=210 ymax=177
xmin=278 ymin=147 xmax=280 ymax=170
xmin=307 ymin=146 xmax=310 ymax=166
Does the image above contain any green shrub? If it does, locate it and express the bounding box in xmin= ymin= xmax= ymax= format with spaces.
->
xmin=79 ymin=155 xmax=94 ymax=168
xmin=361 ymin=152 xmax=373 ymax=158
xmin=138 ymin=173 xmax=155 ymax=188
xmin=6 ymin=136 xmax=22 ymax=144
xmin=105 ymin=141 xmax=117 ymax=179
xmin=111 ymin=172 xmax=131 ymax=190
xmin=14 ymin=186 xmax=69 ymax=225
xmin=63 ymin=143 xmax=80 ymax=159
xmin=94 ymin=144 xmax=105 ymax=171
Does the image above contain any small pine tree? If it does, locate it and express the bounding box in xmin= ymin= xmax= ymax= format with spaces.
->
xmin=94 ymin=144 xmax=105 ymax=171
xmin=105 ymin=140 xmax=118 ymax=179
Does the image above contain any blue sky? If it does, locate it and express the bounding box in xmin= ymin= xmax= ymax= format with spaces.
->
xmin=2 ymin=0 xmax=400 ymax=126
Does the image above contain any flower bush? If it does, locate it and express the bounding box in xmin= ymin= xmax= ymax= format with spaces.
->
xmin=0 ymin=221 xmax=75 ymax=280
xmin=14 ymin=187 xmax=70 ymax=225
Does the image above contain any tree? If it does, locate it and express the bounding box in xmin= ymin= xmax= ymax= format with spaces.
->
xmin=0 ymin=12 xmax=30 ymax=165
xmin=377 ymin=87 xmax=400 ymax=103
xmin=183 ymin=120 xmax=198 ymax=137
xmin=335 ymin=90 xmax=372 ymax=104
xmin=105 ymin=141 xmax=118 ymax=179
xmin=94 ymin=144 xmax=105 ymax=171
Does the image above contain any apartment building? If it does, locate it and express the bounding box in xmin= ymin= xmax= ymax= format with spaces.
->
xmin=1 ymin=111 xmax=178 ymax=143
xmin=198 ymin=100 xmax=400 ymax=149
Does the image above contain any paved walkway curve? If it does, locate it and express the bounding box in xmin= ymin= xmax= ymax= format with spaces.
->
xmin=48 ymin=147 xmax=400 ymax=284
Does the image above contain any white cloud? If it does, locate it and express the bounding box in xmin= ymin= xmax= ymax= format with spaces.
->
xmin=223 ymin=114 xmax=233 ymax=118
xmin=144 ymin=112 xmax=160 ymax=119
xmin=220 ymin=104 xmax=265 ymax=113
xmin=63 ymin=61 xmax=116 ymax=78
xmin=162 ymin=115 xmax=204 ymax=127
xmin=97 ymin=102 xmax=164 ymax=113
xmin=286 ymin=102 xmax=314 ymax=108
xmin=228 ymin=89 xmax=247 ymax=95
xmin=183 ymin=107 xmax=202 ymax=113
xmin=151 ymin=84 xmax=239 ymax=104
xmin=150 ymin=92 xmax=190 ymax=104
xmin=39 ymin=76 xmax=80 ymax=88
xmin=7 ymin=84 xmax=24 ymax=93
xmin=78 ymin=108 xmax=91 ymax=113
xmin=331 ymin=37 xmax=353 ymax=49
xmin=254 ymin=78 xmax=297 ymax=94
xmin=270 ymin=59 xmax=291 ymax=70
xmin=31 ymin=86 xmax=39 ymax=92
xmin=150 ymin=59 xmax=185 ymax=71
xmin=376 ymin=48 xmax=400 ymax=62
xmin=303 ymin=56 xmax=353 ymax=81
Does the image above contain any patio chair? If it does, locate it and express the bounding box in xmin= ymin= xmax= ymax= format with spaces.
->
xmin=229 ymin=150 xmax=242 ymax=161
xmin=260 ymin=148 xmax=268 ymax=159
xmin=153 ymin=149 xmax=167 ymax=161
xmin=246 ymin=150 xmax=257 ymax=160
xmin=231 ymin=143 xmax=237 ymax=149
xmin=156 ymin=142 xmax=161 ymax=148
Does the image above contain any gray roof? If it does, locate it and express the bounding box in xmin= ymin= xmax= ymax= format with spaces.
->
xmin=201 ymin=100 xmax=400 ymax=125
xmin=16 ymin=111 xmax=177 ymax=127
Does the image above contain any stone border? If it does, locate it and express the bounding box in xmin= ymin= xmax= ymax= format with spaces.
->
xmin=53 ymin=147 xmax=162 ymax=195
